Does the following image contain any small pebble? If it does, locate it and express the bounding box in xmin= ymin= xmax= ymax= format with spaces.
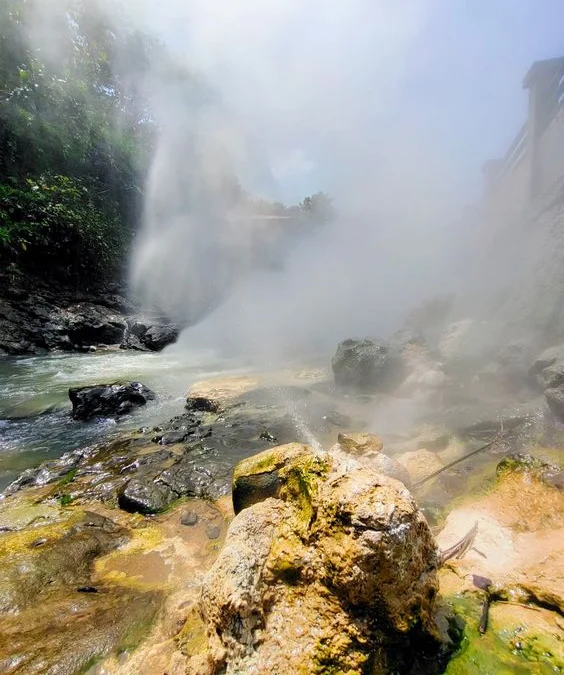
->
xmin=206 ymin=524 xmax=221 ymax=540
xmin=181 ymin=511 xmax=199 ymax=526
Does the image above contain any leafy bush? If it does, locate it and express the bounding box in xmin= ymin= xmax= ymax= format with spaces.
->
xmin=0 ymin=174 xmax=126 ymax=285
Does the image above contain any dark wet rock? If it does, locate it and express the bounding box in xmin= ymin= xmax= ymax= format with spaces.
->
xmin=159 ymin=428 xmax=192 ymax=445
xmin=121 ymin=318 xmax=179 ymax=352
xmin=332 ymin=337 xmax=405 ymax=391
xmin=3 ymin=450 xmax=84 ymax=496
xmin=206 ymin=524 xmax=221 ymax=540
xmin=69 ymin=381 xmax=156 ymax=420
xmin=142 ymin=324 xmax=179 ymax=351
xmin=65 ymin=302 xmax=126 ymax=346
xmin=5 ymin=382 xmax=346 ymax=511
xmin=186 ymin=396 xmax=221 ymax=413
xmin=117 ymin=479 xmax=174 ymax=515
xmin=158 ymin=451 xmax=232 ymax=501
xmin=181 ymin=511 xmax=199 ymax=526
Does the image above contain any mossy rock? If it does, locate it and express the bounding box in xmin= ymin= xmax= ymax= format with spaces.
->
xmin=0 ymin=510 xmax=128 ymax=612
xmin=496 ymin=453 xmax=559 ymax=481
xmin=232 ymin=443 xmax=331 ymax=516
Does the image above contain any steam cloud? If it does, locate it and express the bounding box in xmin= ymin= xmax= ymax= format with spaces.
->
xmin=129 ymin=0 xmax=468 ymax=361
xmin=26 ymin=0 xmax=562 ymax=362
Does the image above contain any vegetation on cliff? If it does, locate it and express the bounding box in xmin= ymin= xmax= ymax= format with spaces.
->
xmin=0 ymin=0 xmax=334 ymax=293
xmin=0 ymin=0 xmax=157 ymax=286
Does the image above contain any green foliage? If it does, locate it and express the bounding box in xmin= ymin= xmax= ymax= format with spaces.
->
xmin=0 ymin=0 xmax=156 ymax=287
xmin=0 ymin=0 xmax=335 ymax=291
xmin=0 ymin=174 xmax=126 ymax=283
xmin=57 ymin=468 xmax=77 ymax=488
xmin=300 ymin=192 xmax=336 ymax=224
xmin=58 ymin=493 xmax=73 ymax=507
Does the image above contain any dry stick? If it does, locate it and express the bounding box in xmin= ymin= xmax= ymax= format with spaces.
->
xmin=439 ymin=521 xmax=479 ymax=565
xmin=479 ymin=596 xmax=490 ymax=634
xmin=411 ymin=437 xmax=500 ymax=489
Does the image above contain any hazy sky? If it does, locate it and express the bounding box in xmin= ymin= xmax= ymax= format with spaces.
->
xmin=135 ymin=0 xmax=564 ymax=207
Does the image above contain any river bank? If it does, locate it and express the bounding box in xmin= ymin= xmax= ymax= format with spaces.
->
xmin=0 ymin=314 xmax=563 ymax=673
xmin=0 ymin=271 xmax=180 ymax=356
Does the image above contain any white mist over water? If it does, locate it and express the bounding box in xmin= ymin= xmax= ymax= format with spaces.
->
xmin=22 ymin=1 xmax=564 ymax=363
xmin=129 ymin=0 xmax=470 ymax=361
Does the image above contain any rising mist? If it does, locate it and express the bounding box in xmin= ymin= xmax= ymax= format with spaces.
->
xmin=20 ymin=0 xmax=564 ymax=362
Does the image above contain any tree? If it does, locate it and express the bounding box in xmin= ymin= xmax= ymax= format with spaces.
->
xmin=0 ymin=0 xmax=159 ymax=286
xmin=300 ymin=191 xmax=335 ymax=224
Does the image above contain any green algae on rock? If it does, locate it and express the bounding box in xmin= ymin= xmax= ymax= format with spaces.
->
xmin=442 ymin=590 xmax=564 ymax=675
xmin=0 ymin=493 xmax=164 ymax=674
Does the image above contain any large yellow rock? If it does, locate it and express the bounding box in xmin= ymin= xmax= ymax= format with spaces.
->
xmin=188 ymin=445 xmax=442 ymax=674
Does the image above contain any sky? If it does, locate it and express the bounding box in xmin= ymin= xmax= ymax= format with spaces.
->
xmin=134 ymin=0 xmax=564 ymax=208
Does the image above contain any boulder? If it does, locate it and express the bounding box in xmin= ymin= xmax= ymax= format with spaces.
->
xmin=64 ymin=302 xmax=126 ymax=346
xmin=530 ymin=343 xmax=564 ymax=391
xmin=397 ymin=449 xmax=444 ymax=484
xmin=117 ymin=479 xmax=174 ymax=515
xmin=477 ymin=342 xmax=534 ymax=394
xmin=232 ymin=443 xmax=321 ymax=515
xmin=121 ymin=318 xmax=179 ymax=352
xmin=337 ymin=431 xmax=384 ymax=454
xmin=187 ymin=444 xmax=447 ymax=675
xmin=545 ymin=387 xmax=564 ymax=421
xmin=331 ymin=432 xmax=412 ymax=487
xmin=69 ymin=381 xmax=156 ymax=420
xmin=332 ymin=337 xmax=404 ymax=391
xmin=186 ymin=396 xmax=220 ymax=413
xmin=142 ymin=324 xmax=179 ymax=351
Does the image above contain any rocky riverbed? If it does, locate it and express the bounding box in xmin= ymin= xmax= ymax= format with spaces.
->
xmin=1 ymin=306 xmax=564 ymax=673
xmin=0 ymin=272 xmax=179 ymax=355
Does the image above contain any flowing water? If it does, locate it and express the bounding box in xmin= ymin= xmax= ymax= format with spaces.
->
xmin=0 ymin=348 xmax=243 ymax=491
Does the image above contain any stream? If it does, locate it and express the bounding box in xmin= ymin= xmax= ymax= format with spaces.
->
xmin=0 ymin=347 xmax=242 ymax=491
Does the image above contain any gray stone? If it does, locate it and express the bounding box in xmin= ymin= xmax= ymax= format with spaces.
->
xmin=545 ymin=387 xmax=564 ymax=420
xmin=181 ymin=511 xmax=199 ymax=526
xmin=69 ymin=381 xmax=156 ymax=420
xmin=206 ymin=524 xmax=221 ymax=540
xmin=117 ymin=479 xmax=173 ymax=515
xmin=331 ymin=337 xmax=404 ymax=391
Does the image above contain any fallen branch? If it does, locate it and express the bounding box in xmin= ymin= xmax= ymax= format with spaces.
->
xmin=439 ymin=521 xmax=479 ymax=565
xmin=412 ymin=436 xmax=500 ymax=489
